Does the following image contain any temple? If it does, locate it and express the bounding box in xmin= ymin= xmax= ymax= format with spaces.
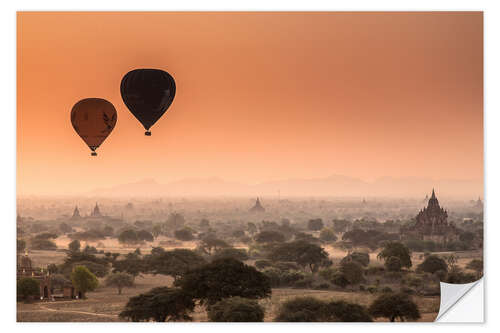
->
xmin=91 ymin=202 xmax=102 ymax=217
xmin=402 ymin=189 xmax=459 ymax=244
xmin=17 ymin=251 xmax=52 ymax=300
xmin=71 ymin=206 xmax=81 ymax=220
xmin=250 ymin=197 xmax=265 ymax=212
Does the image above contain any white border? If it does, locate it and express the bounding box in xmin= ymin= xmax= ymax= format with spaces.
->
xmin=3 ymin=0 xmax=498 ymax=331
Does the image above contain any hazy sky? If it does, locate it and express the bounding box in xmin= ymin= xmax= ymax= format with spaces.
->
xmin=17 ymin=12 xmax=483 ymax=195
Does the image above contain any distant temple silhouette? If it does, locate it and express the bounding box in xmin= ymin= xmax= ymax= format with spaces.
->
xmin=71 ymin=206 xmax=81 ymax=220
xmin=403 ymin=189 xmax=459 ymax=243
xmin=250 ymin=197 xmax=265 ymax=212
xmin=91 ymin=202 xmax=102 ymax=217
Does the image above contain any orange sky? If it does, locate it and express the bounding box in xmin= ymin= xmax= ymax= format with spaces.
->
xmin=17 ymin=12 xmax=483 ymax=196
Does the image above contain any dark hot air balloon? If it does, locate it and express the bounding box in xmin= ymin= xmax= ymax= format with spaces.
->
xmin=120 ymin=68 xmax=176 ymax=136
xmin=71 ymin=98 xmax=117 ymax=156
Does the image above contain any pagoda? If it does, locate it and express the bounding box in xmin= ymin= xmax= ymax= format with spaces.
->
xmin=250 ymin=198 xmax=265 ymax=212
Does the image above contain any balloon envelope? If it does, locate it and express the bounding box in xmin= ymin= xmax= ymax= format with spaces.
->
xmin=71 ymin=98 xmax=117 ymax=154
xmin=120 ymin=68 xmax=176 ymax=134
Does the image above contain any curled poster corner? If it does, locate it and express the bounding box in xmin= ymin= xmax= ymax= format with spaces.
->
xmin=436 ymin=278 xmax=484 ymax=322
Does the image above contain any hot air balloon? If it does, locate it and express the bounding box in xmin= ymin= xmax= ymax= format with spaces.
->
xmin=70 ymin=98 xmax=117 ymax=156
xmin=120 ymin=68 xmax=176 ymax=136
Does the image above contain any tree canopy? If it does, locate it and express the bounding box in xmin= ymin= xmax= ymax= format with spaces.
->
xmin=175 ymin=258 xmax=271 ymax=305
xmin=208 ymin=297 xmax=265 ymax=322
xmin=105 ymin=272 xmax=135 ymax=294
xmin=377 ymin=242 xmax=412 ymax=268
xmin=144 ymin=248 xmax=206 ymax=280
xmin=368 ymin=293 xmax=420 ymax=322
xmin=120 ymin=287 xmax=195 ymax=322
xmin=17 ymin=278 xmax=39 ymax=301
xmin=71 ymin=265 xmax=99 ymax=298
xmin=417 ymin=255 xmax=448 ymax=274
xmin=268 ymin=240 xmax=331 ymax=272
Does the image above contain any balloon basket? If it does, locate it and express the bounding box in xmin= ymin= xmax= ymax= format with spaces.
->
xmin=145 ymin=131 xmax=151 ymax=136
xmin=91 ymin=151 xmax=97 ymax=156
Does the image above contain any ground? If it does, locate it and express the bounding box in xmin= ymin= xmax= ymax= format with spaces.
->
xmin=19 ymin=242 xmax=481 ymax=322
xmin=17 ymin=273 xmax=439 ymax=322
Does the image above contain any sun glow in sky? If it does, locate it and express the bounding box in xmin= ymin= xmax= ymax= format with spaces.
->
xmin=17 ymin=12 xmax=483 ymax=195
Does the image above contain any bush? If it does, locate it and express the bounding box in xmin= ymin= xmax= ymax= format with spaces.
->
xmin=377 ymin=242 xmax=412 ymax=268
xmin=417 ymin=255 xmax=448 ymax=274
xmin=208 ymin=297 xmax=265 ymax=322
xmin=17 ymin=278 xmax=40 ymax=301
xmin=275 ymin=297 xmax=372 ymax=322
xmin=274 ymin=297 xmax=330 ymax=322
xmin=367 ymin=286 xmax=378 ymax=294
xmin=307 ymin=219 xmax=324 ymax=231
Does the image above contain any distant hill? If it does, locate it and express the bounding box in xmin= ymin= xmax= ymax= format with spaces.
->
xmin=88 ymin=175 xmax=482 ymax=198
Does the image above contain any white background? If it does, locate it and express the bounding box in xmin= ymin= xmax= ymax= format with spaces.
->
xmin=1 ymin=0 xmax=497 ymax=331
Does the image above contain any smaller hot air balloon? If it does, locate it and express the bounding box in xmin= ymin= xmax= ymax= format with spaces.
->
xmin=71 ymin=98 xmax=117 ymax=156
xmin=120 ymin=68 xmax=176 ymax=136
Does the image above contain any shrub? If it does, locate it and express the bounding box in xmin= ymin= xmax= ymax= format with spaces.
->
xmin=417 ymin=255 xmax=448 ymax=274
xmin=381 ymin=286 xmax=393 ymax=293
xmin=17 ymin=278 xmax=40 ymax=301
xmin=208 ymin=297 xmax=265 ymax=322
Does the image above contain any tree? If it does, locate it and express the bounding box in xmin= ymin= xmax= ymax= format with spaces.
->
xmin=166 ymin=212 xmax=186 ymax=230
xmin=17 ymin=278 xmax=39 ymax=301
xmin=385 ymin=256 xmax=402 ymax=272
xmin=200 ymin=218 xmax=210 ymax=228
xmin=176 ymin=258 xmax=271 ymax=305
xmin=105 ymin=272 xmax=135 ymax=294
xmin=332 ymin=219 xmax=351 ymax=233
xmin=199 ymin=236 xmax=230 ymax=255
xmin=268 ymin=240 xmax=331 ymax=273
xmin=308 ymin=218 xmax=324 ymax=231
xmin=68 ymin=239 xmax=81 ymax=252
xmin=118 ymin=230 xmax=139 ymax=244
xmin=340 ymin=252 xmax=370 ymax=267
xmin=71 ymin=265 xmax=99 ymax=298
xmin=326 ymin=300 xmax=373 ymax=322
xmin=174 ymin=228 xmax=195 ymax=241
xmin=255 ymin=230 xmax=285 ymax=243
xmin=30 ymin=238 xmax=57 ymax=250
xmin=208 ymin=297 xmax=265 ymax=322
xmin=247 ymin=222 xmax=257 ymax=235
xmin=368 ymin=293 xmax=420 ymax=322
xmin=120 ymin=287 xmax=195 ymax=322
xmin=17 ymin=239 xmax=26 ymax=252
xmin=377 ymin=242 xmax=412 ymax=268
xmin=274 ymin=297 xmax=371 ymax=322
xmin=136 ymin=230 xmax=153 ymax=242
xmin=274 ymin=297 xmax=330 ymax=322
xmin=212 ymin=248 xmax=249 ymax=261
xmin=59 ymin=222 xmax=72 ymax=233
xmin=145 ymin=249 xmax=206 ymax=281
xmin=340 ymin=261 xmax=364 ymax=285
xmin=113 ymin=252 xmax=144 ymax=277
xmin=417 ymin=255 xmax=448 ymax=274
xmin=466 ymin=259 xmax=483 ymax=278
xmin=319 ymin=228 xmax=337 ymax=242
xmin=103 ymin=225 xmax=114 ymax=236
